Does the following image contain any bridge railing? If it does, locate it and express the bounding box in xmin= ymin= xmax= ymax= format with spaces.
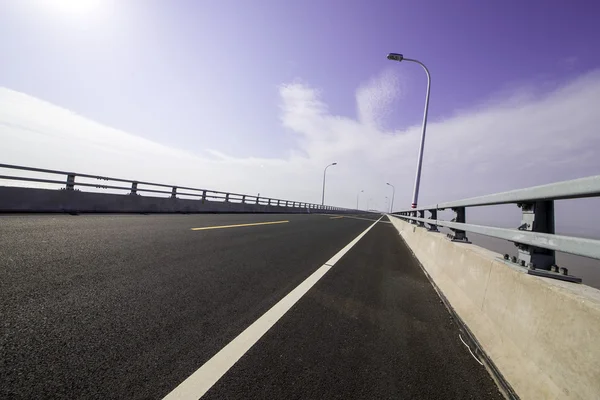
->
xmin=0 ymin=163 xmax=345 ymax=212
xmin=393 ymin=175 xmax=600 ymax=282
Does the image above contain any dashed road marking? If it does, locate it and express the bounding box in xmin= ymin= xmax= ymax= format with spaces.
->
xmin=191 ymin=220 xmax=289 ymax=231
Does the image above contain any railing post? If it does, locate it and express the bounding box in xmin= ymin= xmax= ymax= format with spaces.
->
xmin=515 ymin=201 xmax=555 ymax=270
xmin=268 ymin=198 xmax=271 ymax=205
xmin=241 ymin=195 xmax=246 ymax=203
xmin=130 ymin=181 xmax=138 ymax=195
xmin=256 ymin=196 xmax=259 ymax=205
xmin=410 ymin=210 xmax=417 ymax=225
xmin=225 ymin=193 xmax=230 ymax=202
xmin=417 ymin=210 xmax=425 ymax=227
xmin=449 ymin=207 xmax=469 ymax=242
xmin=66 ymin=174 xmax=76 ymax=190
xmin=171 ymin=186 xmax=177 ymax=198
xmin=277 ymin=199 xmax=280 ymax=206
xmin=427 ymin=209 xmax=439 ymax=232
xmin=202 ymin=190 xmax=207 ymax=203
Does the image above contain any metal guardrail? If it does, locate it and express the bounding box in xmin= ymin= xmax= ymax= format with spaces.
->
xmin=393 ymin=175 xmax=600 ymax=283
xmin=0 ymin=163 xmax=349 ymax=212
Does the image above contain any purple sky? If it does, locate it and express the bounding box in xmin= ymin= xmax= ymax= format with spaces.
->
xmin=2 ymin=0 xmax=598 ymax=157
xmin=1 ymin=0 xmax=600 ymax=219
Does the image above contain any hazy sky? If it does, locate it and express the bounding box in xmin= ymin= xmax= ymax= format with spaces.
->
xmin=1 ymin=0 xmax=599 ymax=218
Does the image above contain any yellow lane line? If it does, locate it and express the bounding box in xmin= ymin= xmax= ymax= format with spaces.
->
xmin=329 ymin=216 xmax=344 ymax=219
xmin=191 ymin=220 xmax=289 ymax=231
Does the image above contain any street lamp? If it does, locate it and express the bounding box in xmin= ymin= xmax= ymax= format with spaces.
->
xmin=321 ymin=162 xmax=337 ymax=205
xmin=387 ymin=52 xmax=431 ymax=209
xmin=386 ymin=182 xmax=395 ymax=213
xmin=356 ymin=189 xmax=364 ymax=210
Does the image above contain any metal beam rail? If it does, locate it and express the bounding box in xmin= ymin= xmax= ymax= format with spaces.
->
xmin=0 ymin=163 xmax=350 ymax=212
xmin=393 ymin=175 xmax=600 ymax=283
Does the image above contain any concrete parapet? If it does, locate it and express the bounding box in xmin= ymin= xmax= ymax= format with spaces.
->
xmin=389 ymin=215 xmax=600 ymax=400
xmin=0 ymin=186 xmax=336 ymax=214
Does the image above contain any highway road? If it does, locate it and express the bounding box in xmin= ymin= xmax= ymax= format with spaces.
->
xmin=1 ymin=213 xmax=503 ymax=399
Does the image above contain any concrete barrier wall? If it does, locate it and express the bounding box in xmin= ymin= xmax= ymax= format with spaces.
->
xmin=389 ymin=215 xmax=600 ymax=400
xmin=0 ymin=186 xmax=343 ymax=214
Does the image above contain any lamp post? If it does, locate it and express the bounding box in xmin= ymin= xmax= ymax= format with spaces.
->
xmin=387 ymin=53 xmax=430 ymax=209
xmin=356 ymin=189 xmax=363 ymax=210
xmin=321 ymin=162 xmax=337 ymax=205
xmin=386 ymin=182 xmax=395 ymax=213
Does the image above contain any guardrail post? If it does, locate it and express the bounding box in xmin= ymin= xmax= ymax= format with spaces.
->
xmin=256 ymin=196 xmax=259 ymax=205
xmin=130 ymin=181 xmax=138 ymax=195
xmin=225 ymin=193 xmax=230 ymax=202
xmin=417 ymin=210 xmax=425 ymax=227
xmin=449 ymin=207 xmax=469 ymax=242
xmin=514 ymin=201 xmax=555 ymax=270
xmin=277 ymin=199 xmax=280 ymax=206
xmin=427 ymin=209 xmax=439 ymax=232
xmin=409 ymin=210 xmax=417 ymax=225
xmin=268 ymin=198 xmax=271 ymax=206
xmin=202 ymin=190 xmax=206 ymax=203
xmin=171 ymin=186 xmax=177 ymax=198
xmin=241 ymin=195 xmax=246 ymax=203
xmin=66 ymin=174 xmax=76 ymax=190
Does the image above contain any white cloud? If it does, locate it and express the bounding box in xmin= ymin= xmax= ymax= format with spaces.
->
xmin=1 ymin=70 xmax=600 ymax=222
xmin=356 ymin=69 xmax=402 ymax=128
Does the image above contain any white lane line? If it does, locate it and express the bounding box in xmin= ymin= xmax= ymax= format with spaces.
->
xmin=163 ymin=216 xmax=383 ymax=400
xmin=342 ymin=214 xmax=391 ymax=224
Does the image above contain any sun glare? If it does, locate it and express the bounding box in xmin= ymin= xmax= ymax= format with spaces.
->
xmin=41 ymin=0 xmax=104 ymax=18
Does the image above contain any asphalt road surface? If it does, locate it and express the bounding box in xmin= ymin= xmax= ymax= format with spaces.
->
xmin=1 ymin=213 xmax=503 ymax=399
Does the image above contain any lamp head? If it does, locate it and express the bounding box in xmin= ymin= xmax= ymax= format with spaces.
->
xmin=387 ymin=53 xmax=404 ymax=62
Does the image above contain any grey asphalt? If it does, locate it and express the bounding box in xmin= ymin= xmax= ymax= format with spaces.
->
xmin=0 ymin=213 xmax=502 ymax=399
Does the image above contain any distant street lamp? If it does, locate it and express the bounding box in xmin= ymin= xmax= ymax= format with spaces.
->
xmin=321 ymin=162 xmax=337 ymax=205
xmin=387 ymin=52 xmax=431 ymax=209
xmin=356 ymin=189 xmax=364 ymax=210
xmin=386 ymin=182 xmax=395 ymax=213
